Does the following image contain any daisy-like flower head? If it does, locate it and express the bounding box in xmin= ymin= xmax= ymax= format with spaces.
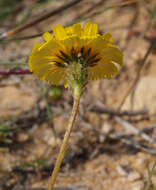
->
xmin=29 ymin=22 xmax=123 ymax=88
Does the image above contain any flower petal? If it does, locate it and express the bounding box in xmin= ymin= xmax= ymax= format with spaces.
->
xmin=88 ymin=61 xmax=118 ymax=80
xmin=65 ymin=24 xmax=82 ymax=38
xmin=64 ymin=78 xmax=68 ymax=88
xmin=101 ymin=46 xmax=123 ymax=66
xmin=83 ymin=22 xmax=98 ymax=39
xmin=28 ymin=40 xmax=66 ymax=86
xmin=103 ymin=32 xmax=114 ymax=43
xmin=44 ymin=66 xmax=66 ymax=85
xmin=88 ymin=46 xmax=123 ymax=80
xmin=65 ymin=26 xmax=73 ymax=37
xmin=73 ymin=23 xmax=82 ymax=36
xmin=52 ymin=25 xmax=67 ymax=40
xmin=89 ymin=37 xmax=110 ymax=52
xmin=42 ymin=32 xmax=53 ymax=42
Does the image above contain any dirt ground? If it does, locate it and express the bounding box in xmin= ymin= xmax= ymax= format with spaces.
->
xmin=0 ymin=0 xmax=156 ymax=190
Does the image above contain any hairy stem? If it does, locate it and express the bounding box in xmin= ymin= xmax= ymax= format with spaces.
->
xmin=48 ymin=84 xmax=82 ymax=190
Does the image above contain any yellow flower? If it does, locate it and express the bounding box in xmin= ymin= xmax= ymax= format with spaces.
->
xmin=28 ymin=22 xmax=123 ymax=87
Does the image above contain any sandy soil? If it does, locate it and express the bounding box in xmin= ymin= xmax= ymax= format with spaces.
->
xmin=0 ymin=0 xmax=156 ymax=190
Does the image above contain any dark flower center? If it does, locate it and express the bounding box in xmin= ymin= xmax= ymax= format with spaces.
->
xmin=55 ymin=47 xmax=100 ymax=68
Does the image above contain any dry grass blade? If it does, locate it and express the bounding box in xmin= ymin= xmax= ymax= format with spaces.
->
xmin=144 ymin=161 xmax=156 ymax=190
xmin=0 ymin=0 xmax=83 ymax=39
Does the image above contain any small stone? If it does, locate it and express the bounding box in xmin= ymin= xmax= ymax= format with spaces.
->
xmin=53 ymin=115 xmax=68 ymax=134
xmin=99 ymin=134 xmax=105 ymax=143
xmin=129 ymin=181 xmax=144 ymax=190
xmin=48 ymin=137 xmax=61 ymax=147
xmin=122 ymin=76 xmax=156 ymax=115
xmin=0 ymin=86 xmax=34 ymax=118
xmin=102 ymin=122 xmax=112 ymax=134
xmin=128 ymin=171 xmax=141 ymax=182
xmin=39 ymin=100 xmax=46 ymax=109
xmin=16 ymin=133 xmax=29 ymax=143
xmin=85 ymin=112 xmax=101 ymax=128
xmin=152 ymin=175 xmax=156 ymax=186
xmin=116 ymin=165 xmax=131 ymax=176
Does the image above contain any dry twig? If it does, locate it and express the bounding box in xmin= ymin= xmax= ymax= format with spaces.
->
xmin=0 ymin=69 xmax=31 ymax=75
xmin=110 ymin=133 xmax=156 ymax=155
xmin=115 ymin=117 xmax=156 ymax=145
xmin=90 ymin=106 xmax=148 ymax=117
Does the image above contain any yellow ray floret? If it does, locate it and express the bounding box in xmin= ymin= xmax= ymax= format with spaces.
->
xmin=28 ymin=22 xmax=123 ymax=86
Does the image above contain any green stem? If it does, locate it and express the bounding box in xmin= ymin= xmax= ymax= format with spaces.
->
xmin=48 ymin=84 xmax=82 ymax=190
xmin=144 ymin=161 xmax=156 ymax=190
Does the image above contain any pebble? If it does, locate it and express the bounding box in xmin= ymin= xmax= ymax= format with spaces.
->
xmin=128 ymin=171 xmax=141 ymax=182
xmin=116 ymin=165 xmax=131 ymax=176
xmin=129 ymin=181 xmax=144 ymax=190
xmin=16 ymin=133 xmax=29 ymax=143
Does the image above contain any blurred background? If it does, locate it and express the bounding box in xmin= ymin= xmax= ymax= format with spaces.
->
xmin=0 ymin=0 xmax=156 ymax=190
